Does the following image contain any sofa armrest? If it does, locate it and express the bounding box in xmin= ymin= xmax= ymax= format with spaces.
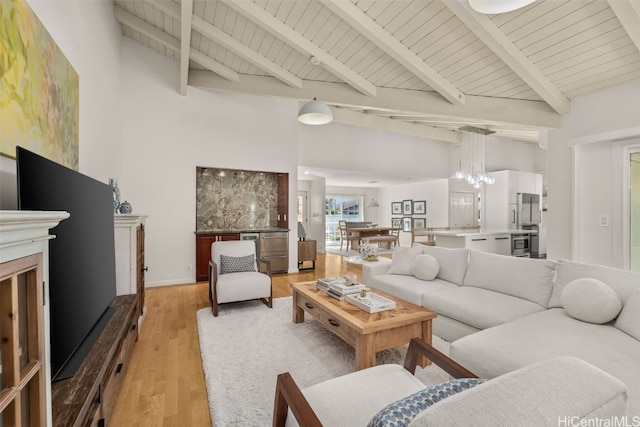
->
xmin=408 ymin=356 xmax=629 ymax=427
xmin=404 ymin=338 xmax=477 ymax=379
xmin=273 ymin=339 xmax=477 ymax=427
xmin=362 ymin=260 xmax=392 ymax=284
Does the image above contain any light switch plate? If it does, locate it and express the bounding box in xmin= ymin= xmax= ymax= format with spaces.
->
xmin=599 ymin=215 xmax=609 ymax=227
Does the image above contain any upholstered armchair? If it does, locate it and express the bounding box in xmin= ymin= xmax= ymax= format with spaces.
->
xmin=274 ymin=338 xmax=628 ymax=426
xmin=208 ymin=240 xmax=273 ymax=317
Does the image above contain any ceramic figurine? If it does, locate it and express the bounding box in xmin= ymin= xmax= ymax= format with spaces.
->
xmin=119 ymin=200 xmax=133 ymax=214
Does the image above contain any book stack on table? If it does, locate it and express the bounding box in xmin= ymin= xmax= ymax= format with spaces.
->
xmin=316 ymin=277 xmax=364 ymax=301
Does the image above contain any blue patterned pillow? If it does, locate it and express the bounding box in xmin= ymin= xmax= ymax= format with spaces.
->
xmin=367 ymin=378 xmax=486 ymax=427
xmin=219 ymin=254 xmax=256 ymax=274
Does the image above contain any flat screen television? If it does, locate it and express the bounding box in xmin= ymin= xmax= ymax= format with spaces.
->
xmin=16 ymin=146 xmax=117 ymax=382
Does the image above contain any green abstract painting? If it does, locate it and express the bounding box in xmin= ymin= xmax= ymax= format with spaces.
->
xmin=0 ymin=0 xmax=79 ymax=169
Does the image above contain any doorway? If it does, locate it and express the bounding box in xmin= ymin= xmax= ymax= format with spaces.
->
xmin=297 ymin=191 xmax=308 ymax=238
xmin=325 ymin=195 xmax=363 ymax=247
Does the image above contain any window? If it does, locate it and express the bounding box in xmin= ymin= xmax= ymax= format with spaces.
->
xmin=325 ymin=195 xmax=363 ymax=246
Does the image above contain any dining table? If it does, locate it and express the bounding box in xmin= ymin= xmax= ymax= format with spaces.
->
xmin=348 ymin=226 xmax=398 ymax=250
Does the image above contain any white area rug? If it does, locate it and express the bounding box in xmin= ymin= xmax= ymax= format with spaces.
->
xmin=197 ymin=297 xmax=451 ymax=426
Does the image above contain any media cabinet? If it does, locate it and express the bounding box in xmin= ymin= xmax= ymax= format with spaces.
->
xmin=0 ymin=211 xmax=145 ymax=426
xmin=51 ymin=295 xmax=137 ymax=426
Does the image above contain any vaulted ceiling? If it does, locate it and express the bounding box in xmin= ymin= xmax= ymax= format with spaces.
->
xmin=114 ymin=0 xmax=640 ymax=144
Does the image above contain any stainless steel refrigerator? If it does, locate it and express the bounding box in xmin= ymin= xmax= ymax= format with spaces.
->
xmin=518 ymin=193 xmax=541 ymax=227
xmin=518 ymin=193 xmax=541 ymax=257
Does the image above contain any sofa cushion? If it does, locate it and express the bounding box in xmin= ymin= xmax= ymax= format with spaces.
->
xmin=615 ymin=289 xmax=640 ymax=340
xmin=409 ymin=356 xmax=629 ymax=427
xmin=550 ymin=259 xmax=640 ymax=308
xmin=449 ymin=308 xmax=640 ymax=417
xmin=286 ymin=364 xmax=426 ymax=427
xmin=368 ymin=378 xmax=485 ymax=427
xmin=462 ymin=250 xmax=556 ymax=307
xmin=369 ymin=275 xmax=457 ymax=306
xmin=411 ymin=254 xmax=439 ymax=281
xmin=561 ymin=278 xmax=622 ymax=324
xmin=219 ymin=254 xmax=256 ymax=274
xmin=422 ymin=286 xmax=546 ymax=330
xmin=417 ymin=245 xmax=469 ymax=286
xmin=388 ymin=245 xmax=422 ymax=276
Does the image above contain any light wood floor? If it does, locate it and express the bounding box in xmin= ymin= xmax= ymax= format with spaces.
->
xmin=110 ymin=252 xmax=370 ymax=426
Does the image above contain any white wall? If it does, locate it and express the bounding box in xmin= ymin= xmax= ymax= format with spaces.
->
xmin=548 ymin=80 xmax=640 ymax=265
xmin=27 ymin=0 xmax=123 ymax=182
xmin=120 ymin=39 xmax=300 ymax=285
xmin=299 ymin=121 xmax=452 ymax=179
xmin=379 ymin=180 xmax=449 ymax=247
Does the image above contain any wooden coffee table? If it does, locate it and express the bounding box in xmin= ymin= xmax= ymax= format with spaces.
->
xmin=291 ymin=281 xmax=437 ymax=370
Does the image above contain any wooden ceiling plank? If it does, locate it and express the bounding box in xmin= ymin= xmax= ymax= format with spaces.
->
xmin=401 ymin=2 xmax=449 ymax=49
xmin=607 ymin=0 xmax=640 ymax=54
xmin=545 ymin=43 xmax=639 ymax=80
xmin=532 ymin=24 xmax=627 ymax=69
xmin=150 ymin=0 xmax=302 ymax=88
xmin=491 ymin=0 xmax=560 ymax=33
xmin=370 ymin=0 xmax=412 ymax=28
xmin=564 ymin=66 xmax=640 ymax=99
xmin=553 ymin=53 xmax=640 ymax=88
xmin=385 ymin=1 xmax=430 ymax=36
xmin=114 ymin=6 xmax=239 ymax=83
xmin=188 ymin=71 xmax=560 ymax=129
xmin=320 ymin=20 xmax=353 ymax=52
xmin=179 ymin=0 xmax=194 ymax=96
xmin=321 ymin=0 xmax=465 ymax=105
xmin=420 ymin=24 xmax=473 ymax=66
xmin=274 ymin=0 xmax=295 ymax=22
xmin=508 ymin=1 xmax=597 ymax=48
xmin=518 ymin=6 xmax=613 ymax=55
xmin=221 ymin=0 xmax=377 ymax=96
xmin=444 ymin=0 xmax=570 ymax=115
xmin=358 ymin=0 xmax=393 ymax=21
xmin=391 ymin=2 xmax=433 ymax=41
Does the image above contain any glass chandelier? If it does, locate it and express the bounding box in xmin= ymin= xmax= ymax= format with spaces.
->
xmin=455 ymin=126 xmax=496 ymax=188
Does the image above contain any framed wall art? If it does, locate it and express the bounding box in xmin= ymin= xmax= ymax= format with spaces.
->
xmin=402 ymin=200 xmax=413 ymax=215
xmin=391 ymin=217 xmax=402 ymax=229
xmin=391 ymin=202 xmax=402 ymax=215
xmin=413 ymin=217 xmax=426 ymax=229
xmin=402 ymin=217 xmax=412 ymax=232
xmin=413 ymin=200 xmax=426 ymax=215
xmin=0 ymin=0 xmax=79 ymax=169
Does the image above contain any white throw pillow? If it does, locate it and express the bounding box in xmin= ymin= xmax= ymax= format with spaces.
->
xmin=561 ymin=278 xmax=622 ymax=324
xmin=615 ymin=289 xmax=640 ymax=340
xmin=387 ymin=246 xmax=422 ymax=276
xmin=411 ymin=254 xmax=440 ymax=281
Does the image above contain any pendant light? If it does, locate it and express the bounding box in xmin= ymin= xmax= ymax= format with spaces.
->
xmin=468 ymin=0 xmax=537 ymax=14
xmin=298 ymin=57 xmax=333 ymax=125
xmin=457 ymin=126 xmax=496 ymax=188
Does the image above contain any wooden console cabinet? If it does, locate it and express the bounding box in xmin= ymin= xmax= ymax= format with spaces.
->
xmin=114 ymin=214 xmax=148 ymax=328
xmin=195 ymin=232 xmax=240 ymax=281
xmin=0 ymin=210 xmax=70 ymax=426
xmin=51 ymin=295 xmax=137 ymax=427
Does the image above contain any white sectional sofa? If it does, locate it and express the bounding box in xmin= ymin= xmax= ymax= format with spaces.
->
xmin=362 ymin=245 xmax=640 ymax=417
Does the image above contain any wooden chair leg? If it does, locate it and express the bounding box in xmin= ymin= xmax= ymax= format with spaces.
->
xmin=212 ymin=299 xmax=219 ymax=317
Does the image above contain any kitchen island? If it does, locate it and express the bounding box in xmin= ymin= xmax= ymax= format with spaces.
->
xmin=430 ymin=229 xmax=537 ymax=256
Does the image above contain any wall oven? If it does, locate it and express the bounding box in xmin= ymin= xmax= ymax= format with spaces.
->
xmin=511 ymin=233 xmax=530 ymax=257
